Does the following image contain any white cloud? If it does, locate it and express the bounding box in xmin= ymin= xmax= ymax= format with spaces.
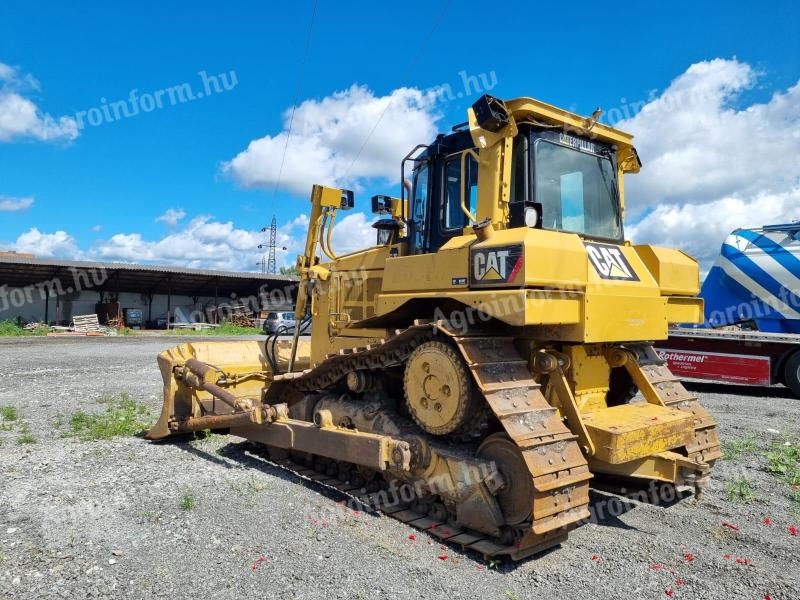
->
xmin=65 ymin=210 xmax=376 ymax=271
xmin=0 ymin=195 xmax=33 ymax=212
xmin=618 ymin=59 xmax=800 ymax=270
xmin=0 ymin=63 xmax=15 ymax=81
xmin=90 ymin=224 xmax=103 ymax=232
xmin=329 ymin=212 xmax=376 ymax=255
xmin=91 ymin=216 xmax=265 ymax=271
xmin=0 ymin=62 xmax=78 ymax=143
xmin=628 ymin=187 xmax=800 ymax=271
xmin=222 ymin=84 xmax=441 ymax=195
xmin=155 ymin=208 xmax=187 ymax=227
xmin=12 ymin=228 xmax=79 ymax=259
xmin=3 ymin=213 xmax=316 ymax=271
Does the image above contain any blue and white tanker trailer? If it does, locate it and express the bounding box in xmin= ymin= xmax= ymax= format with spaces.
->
xmin=657 ymin=223 xmax=800 ymax=396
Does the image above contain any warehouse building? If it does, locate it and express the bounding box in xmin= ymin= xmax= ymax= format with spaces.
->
xmin=0 ymin=254 xmax=297 ymax=329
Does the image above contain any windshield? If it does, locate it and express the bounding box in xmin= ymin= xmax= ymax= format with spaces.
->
xmin=534 ymin=139 xmax=621 ymax=241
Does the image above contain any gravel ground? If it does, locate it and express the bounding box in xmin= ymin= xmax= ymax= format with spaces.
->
xmin=0 ymin=337 xmax=798 ymax=600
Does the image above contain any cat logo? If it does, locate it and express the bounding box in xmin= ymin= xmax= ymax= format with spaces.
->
xmin=585 ymin=242 xmax=640 ymax=281
xmin=471 ymin=245 xmax=524 ymax=286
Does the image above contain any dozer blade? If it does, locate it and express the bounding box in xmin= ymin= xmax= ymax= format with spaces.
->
xmin=145 ymin=339 xmax=310 ymax=440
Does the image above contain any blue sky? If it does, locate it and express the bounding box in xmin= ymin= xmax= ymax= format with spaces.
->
xmin=1 ymin=1 xmax=798 ymax=271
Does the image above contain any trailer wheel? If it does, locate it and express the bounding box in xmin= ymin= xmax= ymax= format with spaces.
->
xmin=782 ymin=351 xmax=800 ymax=398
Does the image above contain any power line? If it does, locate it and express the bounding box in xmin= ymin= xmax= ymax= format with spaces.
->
xmin=260 ymin=0 xmax=318 ymax=274
xmin=341 ymin=0 xmax=451 ymax=181
xmin=271 ymin=0 xmax=319 ymax=205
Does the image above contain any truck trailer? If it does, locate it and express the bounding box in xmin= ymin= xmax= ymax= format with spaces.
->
xmin=657 ymin=223 xmax=800 ymax=396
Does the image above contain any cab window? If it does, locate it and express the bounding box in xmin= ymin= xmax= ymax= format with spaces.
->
xmin=508 ymin=133 xmax=529 ymax=227
xmin=410 ymin=164 xmax=430 ymax=254
xmin=534 ymin=139 xmax=621 ymax=240
xmin=442 ymin=154 xmax=477 ymax=231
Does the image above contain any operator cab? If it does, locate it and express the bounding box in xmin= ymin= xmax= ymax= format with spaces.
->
xmin=398 ymin=97 xmax=626 ymax=255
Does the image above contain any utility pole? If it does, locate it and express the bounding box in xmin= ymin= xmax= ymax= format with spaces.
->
xmin=258 ymin=216 xmax=285 ymax=274
xmin=267 ymin=216 xmax=278 ymax=274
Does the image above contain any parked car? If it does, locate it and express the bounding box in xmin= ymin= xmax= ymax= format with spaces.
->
xmin=263 ymin=312 xmax=297 ymax=335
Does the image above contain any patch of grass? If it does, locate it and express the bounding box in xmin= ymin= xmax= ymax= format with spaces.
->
xmin=165 ymin=320 xmax=262 ymax=336
xmin=1 ymin=406 xmax=18 ymax=421
xmin=226 ymin=474 xmax=268 ymax=506
xmin=0 ymin=320 xmax=28 ymax=336
xmin=722 ymin=434 xmax=761 ymax=460
xmin=138 ymin=510 xmax=164 ymax=524
xmin=191 ymin=428 xmax=230 ymax=456
xmin=180 ymin=493 xmax=196 ymax=511
xmin=765 ymin=437 xmax=800 ymax=484
xmin=52 ymin=413 xmax=64 ymax=430
xmin=504 ymin=591 xmax=520 ymax=600
xmin=726 ymin=475 xmax=756 ymax=503
xmin=68 ymin=393 xmax=151 ymax=441
xmin=707 ymin=523 xmax=739 ymax=543
xmin=214 ymin=322 xmax=263 ymax=335
xmin=0 ymin=320 xmax=49 ymax=336
xmin=16 ymin=422 xmax=36 ymax=445
xmin=0 ymin=422 xmax=13 ymax=432
xmin=192 ymin=428 xmax=227 ymax=444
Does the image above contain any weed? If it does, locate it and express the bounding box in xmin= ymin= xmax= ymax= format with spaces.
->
xmin=0 ymin=406 xmax=18 ymax=421
xmin=165 ymin=321 xmax=262 ymax=336
xmin=17 ymin=432 xmax=37 ymax=444
xmin=226 ymin=474 xmax=268 ymax=505
xmin=488 ymin=558 xmax=502 ymax=570
xmin=214 ymin=322 xmax=264 ymax=335
xmin=0 ymin=422 xmax=13 ymax=432
xmin=765 ymin=438 xmax=800 ymax=481
xmin=0 ymin=320 xmax=49 ymax=336
xmin=16 ymin=421 xmax=37 ymax=445
xmin=722 ymin=434 xmax=760 ymax=460
xmin=763 ymin=436 xmax=800 ymax=510
xmin=725 ymin=476 xmax=756 ymax=503
xmin=138 ymin=510 xmax=164 ymax=524
xmin=707 ymin=524 xmax=738 ymax=543
xmin=504 ymin=591 xmax=520 ymax=600
xmin=52 ymin=413 xmax=64 ymax=430
xmin=192 ymin=428 xmax=227 ymax=444
xmin=180 ymin=494 xmax=196 ymax=511
xmin=68 ymin=393 xmax=151 ymax=441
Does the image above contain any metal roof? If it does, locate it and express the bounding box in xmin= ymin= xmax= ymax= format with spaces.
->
xmin=0 ymin=256 xmax=298 ymax=298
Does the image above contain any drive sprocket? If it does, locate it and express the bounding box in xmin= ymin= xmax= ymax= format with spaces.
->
xmin=403 ymin=340 xmax=477 ymax=436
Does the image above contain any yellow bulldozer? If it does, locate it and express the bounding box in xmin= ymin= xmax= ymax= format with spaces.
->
xmin=147 ymin=94 xmax=720 ymax=560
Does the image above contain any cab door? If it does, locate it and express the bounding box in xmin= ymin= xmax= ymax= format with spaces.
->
xmin=407 ymin=162 xmax=431 ymax=255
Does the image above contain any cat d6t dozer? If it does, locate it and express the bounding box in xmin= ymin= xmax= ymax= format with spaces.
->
xmin=147 ymin=94 xmax=720 ymax=560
